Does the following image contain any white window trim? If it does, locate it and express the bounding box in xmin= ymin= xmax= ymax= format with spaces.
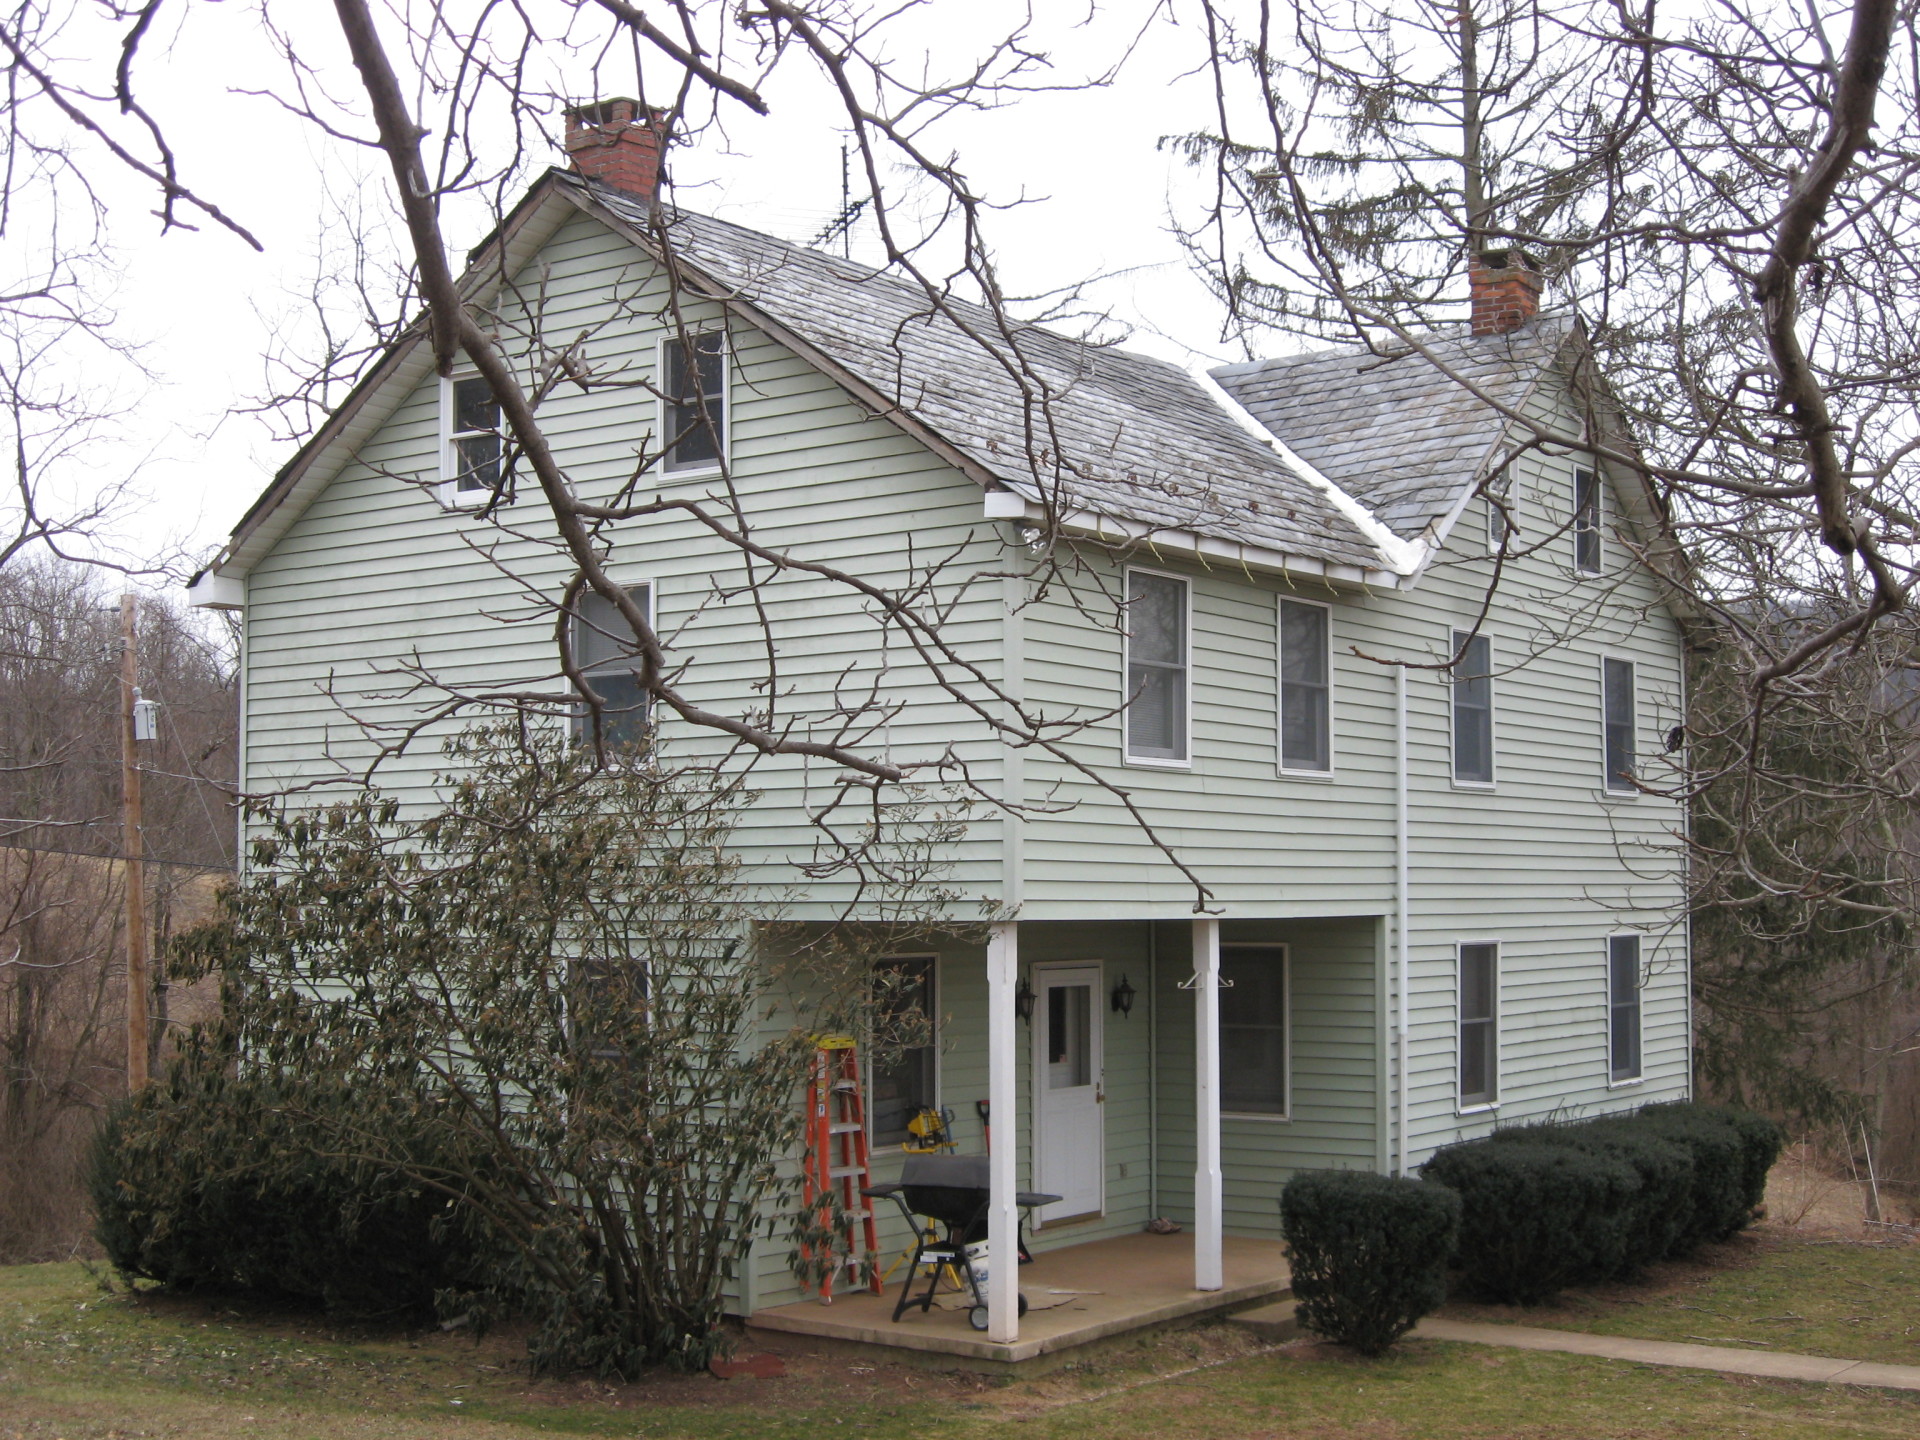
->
xmin=1220 ymin=941 xmax=1291 ymax=1122
xmin=1456 ymin=939 xmax=1500 ymax=1114
xmin=1573 ymin=464 xmax=1603 ymax=575
xmin=1277 ymin=596 xmax=1335 ymax=779
xmin=1449 ymin=627 xmax=1497 ymax=790
xmin=437 ymin=372 xmax=502 ymax=509
xmin=658 ymin=328 xmax=731 ymax=476
xmin=1121 ymin=564 xmax=1193 ymax=770
xmin=1600 ymin=653 xmax=1639 ymax=798
xmin=573 ymin=580 xmax=658 ymax=736
xmin=1606 ymin=933 xmax=1646 ymax=1087
xmin=870 ymin=952 xmax=941 ymax=1148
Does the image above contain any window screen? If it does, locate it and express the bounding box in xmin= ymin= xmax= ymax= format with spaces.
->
xmin=451 ymin=376 xmax=501 ymax=492
xmin=1609 ymin=935 xmax=1643 ymax=1082
xmin=1452 ymin=630 xmax=1494 ymax=784
xmin=1220 ymin=945 xmax=1288 ymax=1115
xmin=1603 ymin=657 xmax=1636 ymax=791
xmin=1125 ymin=572 xmax=1188 ymax=761
xmin=572 ymin=585 xmax=653 ymax=746
xmin=664 ymin=330 xmax=726 ymax=471
xmin=1279 ymin=600 xmax=1330 ymax=772
xmin=1573 ymin=467 xmax=1601 ymax=573
xmin=871 ymin=957 xmax=936 ymax=1144
xmin=1459 ymin=942 xmax=1498 ymax=1105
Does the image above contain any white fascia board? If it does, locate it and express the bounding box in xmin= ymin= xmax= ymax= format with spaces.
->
xmin=993 ymin=491 xmax=1399 ymax=592
xmin=1189 ymin=366 xmax=1426 ymax=577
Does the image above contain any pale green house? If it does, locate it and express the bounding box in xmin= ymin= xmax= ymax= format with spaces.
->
xmin=190 ymin=103 xmax=1691 ymax=1357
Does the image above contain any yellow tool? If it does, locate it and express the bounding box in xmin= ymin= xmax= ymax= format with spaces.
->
xmin=902 ymin=1106 xmax=956 ymax=1154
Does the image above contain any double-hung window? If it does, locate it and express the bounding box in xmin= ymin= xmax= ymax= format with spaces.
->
xmin=1602 ymin=657 xmax=1636 ymax=792
xmin=572 ymin=584 xmax=654 ymax=746
xmin=663 ymin=329 xmax=727 ymax=472
xmin=1279 ymin=598 xmax=1331 ymax=773
xmin=1608 ymin=935 xmax=1643 ymax=1083
xmin=871 ymin=956 xmax=937 ymax=1145
xmin=445 ymin=375 xmax=502 ymax=496
xmin=1220 ymin=944 xmax=1289 ymax=1116
xmin=1124 ymin=570 xmax=1188 ymax=763
xmin=1573 ymin=466 xmax=1602 ymax=574
xmin=1458 ymin=942 xmax=1499 ymax=1107
xmin=1451 ymin=629 xmax=1494 ymax=785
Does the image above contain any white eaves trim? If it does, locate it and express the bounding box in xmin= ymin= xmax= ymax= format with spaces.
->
xmin=988 ymin=488 xmax=1401 ymax=591
xmin=1189 ymin=366 xmax=1427 ymax=577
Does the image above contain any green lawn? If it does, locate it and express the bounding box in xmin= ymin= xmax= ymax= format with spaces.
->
xmin=3 ymin=1256 xmax=1917 ymax=1439
xmin=1442 ymin=1230 xmax=1920 ymax=1368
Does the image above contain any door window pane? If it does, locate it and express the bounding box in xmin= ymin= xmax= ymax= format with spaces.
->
xmin=1220 ymin=945 xmax=1288 ymax=1114
xmin=1046 ymin=982 xmax=1091 ymax=1089
xmin=1279 ymin=600 xmax=1330 ymax=772
xmin=1609 ymin=936 xmax=1643 ymax=1082
xmin=1126 ymin=572 xmax=1188 ymax=760
xmin=1459 ymin=942 xmax=1498 ymax=1105
xmin=1603 ymin=658 xmax=1636 ymax=791
xmin=1452 ymin=630 xmax=1494 ymax=784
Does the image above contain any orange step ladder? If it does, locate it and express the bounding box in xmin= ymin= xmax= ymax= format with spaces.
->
xmin=802 ymin=1037 xmax=882 ymax=1302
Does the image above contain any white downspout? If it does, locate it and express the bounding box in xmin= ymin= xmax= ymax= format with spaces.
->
xmin=1396 ymin=665 xmax=1411 ymax=1175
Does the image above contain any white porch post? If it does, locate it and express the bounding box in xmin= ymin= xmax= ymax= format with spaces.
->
xmin=1193 ymin=917 xmax=1224 ymax=1291
xmin=986 ymin=920 xmax=1020 ymax=1341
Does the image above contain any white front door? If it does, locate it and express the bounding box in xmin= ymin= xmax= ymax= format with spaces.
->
xmin=1031 ymin=963 xmax=1104 ymax=1223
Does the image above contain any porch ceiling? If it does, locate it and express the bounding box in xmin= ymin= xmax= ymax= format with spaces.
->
xmin=745 ymin=1232 xmax=1289 ymax=1366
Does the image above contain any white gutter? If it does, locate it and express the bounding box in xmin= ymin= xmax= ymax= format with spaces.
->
xmin=1189 ymin=366 xmax=1427 ymax=577
xmin=1396 ymin=663 xmax=1411 ymax=1175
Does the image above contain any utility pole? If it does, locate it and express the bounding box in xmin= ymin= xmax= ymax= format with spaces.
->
xmin=119 ymin=592 xmax=150 ymax=1092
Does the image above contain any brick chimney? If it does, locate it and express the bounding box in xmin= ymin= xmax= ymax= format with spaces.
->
xmin=563 ymin=98 xmax=665 ymax=200
xmin=1468 ymin=248 xmax=1544 ymax=336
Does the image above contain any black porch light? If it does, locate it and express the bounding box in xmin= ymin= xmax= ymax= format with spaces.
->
xmin=1014 ymin=977 xmax=1037 ymax=1023
xmin=1111 ymin=973 xmax=1137 ymax=1019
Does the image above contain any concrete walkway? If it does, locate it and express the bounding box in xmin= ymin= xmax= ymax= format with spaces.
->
xmin=1414 ymin=1317 xmax=1920 ymax=1392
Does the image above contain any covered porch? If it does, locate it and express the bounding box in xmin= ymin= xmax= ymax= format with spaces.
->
xmin=747 ymin=1231 xmax=1291 ymax=1365
xmin=740 ymin=914 xmax=1383 ymax=1354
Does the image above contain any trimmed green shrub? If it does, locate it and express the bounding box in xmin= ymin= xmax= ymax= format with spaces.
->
xmin=1280 ymin=1169 xmax=1460 ymax=1355
xmin=1489 ymin=1120 xmax=1694 ymax=1273
xmin=1635 ymin=1102 xmax=1783 ymax=1221
xmin=1627 ymin=1108 xmax=1750 ymax=1247
xmin=88 ymin=1060 xmax=489 ymax=1320
xmin=1421 ymin=1142 xmax=1638 ymax=1303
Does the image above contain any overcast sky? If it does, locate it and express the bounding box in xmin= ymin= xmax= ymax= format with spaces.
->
xmin=25 ymin=3 xmax=1246 ymax=581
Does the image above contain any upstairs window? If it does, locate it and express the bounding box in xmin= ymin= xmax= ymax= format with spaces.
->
xmin=1573 ymin=466 xmax=1602 ymax=574
xmin=447 ymin=375 xmax=501 ymax=494
xmin=1220 ymin=944 xmax=1289 ymax=1116
xmin=1124 ymin=570 xmax=1188 ymax=763
xmin=1279 ymin=598 xmax=1331 ymax=773
xmin=572 ymin=584 xmax=653 ymax=747
xmin=871 ymin=956 xmax=937 ymax=1145
xmin=663 ymin=330 xmax=727 ymax=472
xmin=1603 ymin=657 xmax=1636 ymax=792
xmin=1458 ymin=942 xmax=1499 ymax=1107
xmin=1487 ymin=481 xmax=1513 ymax=550
xmin=1451 ymin=629 xmax=1494 ymax=785
xmin=1608 ymin=935 xmax=1644 ymax=1082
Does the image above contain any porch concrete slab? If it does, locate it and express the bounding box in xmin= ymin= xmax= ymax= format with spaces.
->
xmin=747 ymin=1232 xmax=1290 ymax=1366
xmin=1414 ymin=1318 xmax=1920 ymax=1391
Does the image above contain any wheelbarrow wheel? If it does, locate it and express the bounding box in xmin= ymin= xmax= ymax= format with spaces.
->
xmin=967 ymin=1293 xmax=1028 ymax=1331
